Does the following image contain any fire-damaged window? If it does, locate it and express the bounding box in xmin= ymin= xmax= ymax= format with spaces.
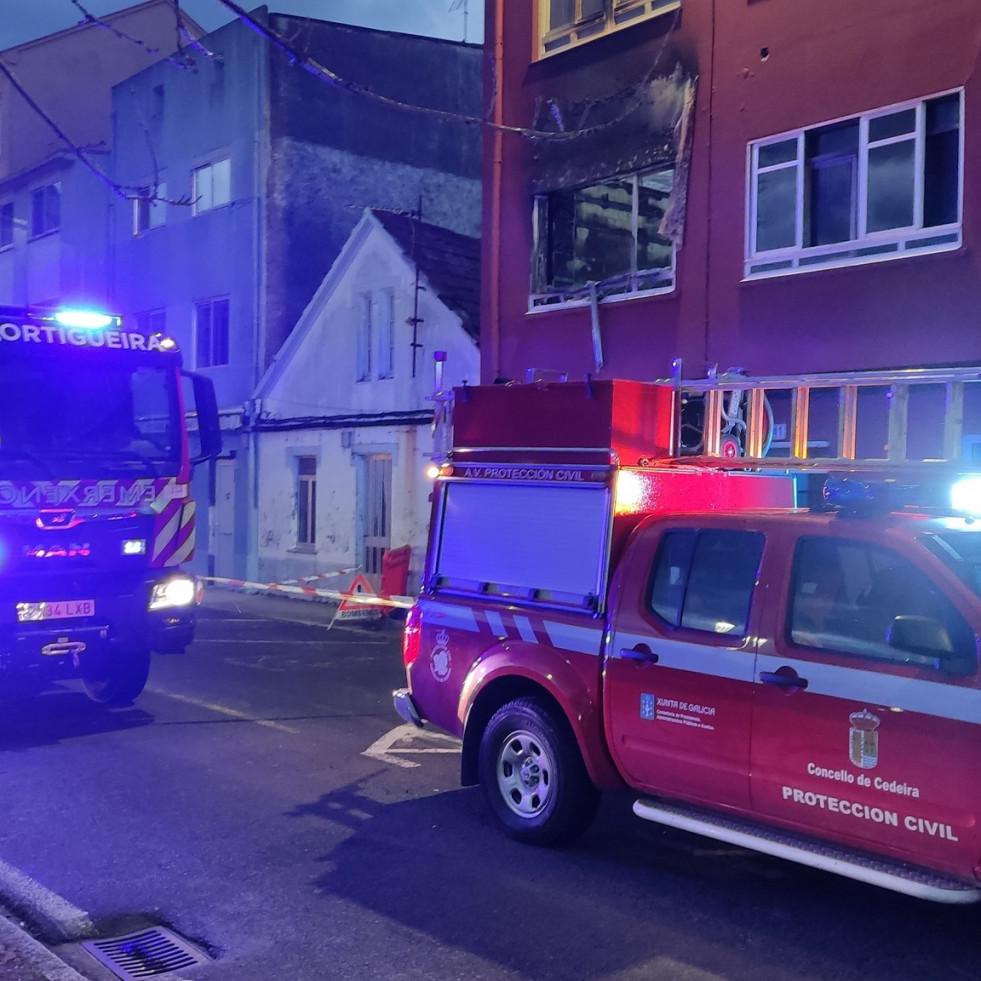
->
xmin=540 ymin=0 xmax=681 ymax=56
xmin=747 ymin=90 xmax=962 ymax=279
xmin=532 ymin=167 xmax=675 ymax=306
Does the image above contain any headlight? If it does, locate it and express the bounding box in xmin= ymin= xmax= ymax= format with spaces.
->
xmin=148 ymin=576 xmax=197 ymax=611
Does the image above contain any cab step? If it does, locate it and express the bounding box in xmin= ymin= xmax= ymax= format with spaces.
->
xmin=633 ymin=797 xmax=981 ymax=904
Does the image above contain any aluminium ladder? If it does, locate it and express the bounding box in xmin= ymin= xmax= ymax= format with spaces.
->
xmin=670 ymin=359 xmax=981 ymax=471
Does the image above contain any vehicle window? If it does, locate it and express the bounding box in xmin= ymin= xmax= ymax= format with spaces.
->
xmin=648 ymin=529 xmax=764 ymax=636
xmin=789 ymin=537 xmax=977 ymax=674
xmin=921 ymin=531 xmax=981 ymax=598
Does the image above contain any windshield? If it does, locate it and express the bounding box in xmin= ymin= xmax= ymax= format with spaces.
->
xmin=0 ymin=358 xmax=181 ymax=479
xmin=921 ymin=530 xmax=981 ymax=598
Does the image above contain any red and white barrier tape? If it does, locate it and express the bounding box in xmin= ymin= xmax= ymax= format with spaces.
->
xmin=201 ymin=576 xmax=415 ymax=609
xmin=273 ymin=568 xmax=361 ymax=584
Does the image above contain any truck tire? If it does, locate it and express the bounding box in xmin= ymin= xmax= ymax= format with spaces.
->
xmin=82 ymin=647 xmax=151 ymax=707
xmin=478 ymin=697 xmax=600 ymax=846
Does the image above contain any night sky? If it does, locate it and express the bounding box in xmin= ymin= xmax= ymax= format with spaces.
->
xmin=0 ymin=0 xmax=482 ymax=49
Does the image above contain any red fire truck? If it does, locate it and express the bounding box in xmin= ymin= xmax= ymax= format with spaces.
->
xmin=0 ymin=305 xmax=221 ymax=705
xmin=395 ymin=372 xmax=981 ymax=903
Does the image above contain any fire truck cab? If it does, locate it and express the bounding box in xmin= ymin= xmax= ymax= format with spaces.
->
xmin=395 ymin=376 xmax=981 ymax=903
xmin=0 ymin=306 xmax=221 ymax=706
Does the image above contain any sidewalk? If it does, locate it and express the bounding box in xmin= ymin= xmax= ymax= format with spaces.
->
xmin=0 ymin=913 xmax=89 ymax=981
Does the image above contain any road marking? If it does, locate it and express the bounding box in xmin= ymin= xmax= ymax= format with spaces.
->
xmin=194 ymin=638 xmax=390 ymax=646
xmin=146 ymin=688 xmax=301 ymax=734
xmin=0 ymin=856 xmax=94 ymax=941
xmin=362 ymin=723 xmax=461 ymax=768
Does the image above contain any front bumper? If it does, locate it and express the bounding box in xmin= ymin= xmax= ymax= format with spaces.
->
xmin=393 ymin=688 xmax=425 ymax=728
xmin=0 ymin=574 xmax=198 ymax=680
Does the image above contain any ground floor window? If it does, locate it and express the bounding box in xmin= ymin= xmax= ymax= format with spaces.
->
xmin=297 ymin=456 xmax=317 ymax=547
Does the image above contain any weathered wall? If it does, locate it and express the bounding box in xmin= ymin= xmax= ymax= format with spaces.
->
xmin=263 ymin=18 xmax=483 ymax=369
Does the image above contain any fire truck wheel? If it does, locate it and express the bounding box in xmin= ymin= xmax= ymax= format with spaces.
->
xmin=82 ymin=647 xmax=151 ymax=707
xmin=478 ymin=697 xmax=600 ymax=846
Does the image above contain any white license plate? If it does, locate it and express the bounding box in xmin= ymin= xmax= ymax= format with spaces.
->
xmin=16 ymin=599 xmax=95 ymax=623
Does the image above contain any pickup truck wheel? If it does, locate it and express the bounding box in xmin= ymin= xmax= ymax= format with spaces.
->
xmin=82 ymin=647 xmax=151 ymax=707
xmin=478 ymin=697 xmax=600 ymax=846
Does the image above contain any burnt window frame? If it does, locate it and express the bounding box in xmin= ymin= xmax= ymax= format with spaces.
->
xmin=531 ymin=167 xmax=676 ymax=308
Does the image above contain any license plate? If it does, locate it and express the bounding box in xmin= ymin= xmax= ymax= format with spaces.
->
xmin=16 ymin=599 xmax=95 ymax=623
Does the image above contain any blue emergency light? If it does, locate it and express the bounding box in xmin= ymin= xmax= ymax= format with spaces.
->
xmin=951 ymin=477 xmax=981 ymax=516
xmin=50 ymin=309 xmax=120 ymax=330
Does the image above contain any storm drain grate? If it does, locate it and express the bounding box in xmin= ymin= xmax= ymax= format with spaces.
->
xmin=81 ymin=926 xmax=211 ymax=980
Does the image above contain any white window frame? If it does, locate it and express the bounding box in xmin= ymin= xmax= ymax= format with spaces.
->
xmin=30 ymin=182 xmax=61 ymax=237
xmin=745 ymin=90 xmax=963 ymax=280
xmin=135 ymin=309 xmax=166 ymax=336
xmin=377 ymin=289 xmax=395 ymax=380
xmin=356 ymin=293 xmax=372 ymax=382
xmin=296 ymin=456 xmax=317 ymax=548
xmin=192 ymin=157 xmax=231 ymax=215
xmin=0 ymin=201 xmax=13 ymax=249
xmin=538 ymin=0 xmax=681 ymax=57
xmin=132 ymin=182 xmax=167 ymax=235
xmin=531 ymin=167 xmax=676 ymax=309
xmin=194 ymin=296 xmax=230 ymax=368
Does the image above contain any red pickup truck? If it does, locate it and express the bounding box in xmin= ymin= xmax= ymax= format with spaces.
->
xmin=394 ymin=379 xmax=981 ymax=903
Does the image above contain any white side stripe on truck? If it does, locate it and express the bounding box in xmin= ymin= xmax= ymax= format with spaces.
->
xmin=755 ymin=651 xmax=981 ymax=726
xmin=613 ymin=632 xmax=756 ymax=683
xmin=612 ymin=630 xmax=981 ymax=726
xmin=418 ymin=600 xmax=604 ymax=656
xmin=514 ymin=615 xmax=538 ymax=644
xmin=543 ymin=620 xmax=603 ymax=656
xmin=419 ymin=601 xmax=480 ymax=633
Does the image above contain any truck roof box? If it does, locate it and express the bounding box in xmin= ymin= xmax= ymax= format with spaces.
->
xmin=451 ymin=379 xmax=674 ymax=466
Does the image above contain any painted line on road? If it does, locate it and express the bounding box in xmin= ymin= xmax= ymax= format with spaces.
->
xmin=146 ymin=688 xmax=301 ymax=734
xmin=193 ymin=637 xmax=390 ymax=646
xmin=362 ymin=723 xmax=461 ymax=768
xmin=209 ymin=612 xmax=390 ymax=633
xmin=0 ymin=856 xmax=94 ymax=942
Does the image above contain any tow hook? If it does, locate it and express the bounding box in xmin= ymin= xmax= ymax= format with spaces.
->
xmin=41 ymin=638 xmax=87 ymax=660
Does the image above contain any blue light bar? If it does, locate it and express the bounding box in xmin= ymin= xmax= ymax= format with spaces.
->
xmin=822 ymin=477 xmax=875 ymax=508
xmin=51 ymin=309 xmax=120 ymax=330
xmin=951 ymin=477 xmax=981 ymax=516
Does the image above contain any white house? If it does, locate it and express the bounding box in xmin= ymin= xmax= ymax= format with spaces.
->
xmin=253 ymin=208 xmax=480 ymax=592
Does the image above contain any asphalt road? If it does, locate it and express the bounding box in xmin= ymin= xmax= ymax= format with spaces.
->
xmin=0 ymin=591 xmax=979 ymax=981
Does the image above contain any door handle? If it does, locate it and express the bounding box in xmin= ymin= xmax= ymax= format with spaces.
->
xmin=760 ymin=667 xmax=808 ymax=690
xmin=620 ymin=642 xmax=659 ymax=664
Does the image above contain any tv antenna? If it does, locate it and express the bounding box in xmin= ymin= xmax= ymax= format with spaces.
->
xmin=449 ymin=0 xmax=469 ymax=42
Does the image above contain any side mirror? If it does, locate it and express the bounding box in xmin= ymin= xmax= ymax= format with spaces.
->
xmin=888 ymin=615 xmax=975 ymax=676
xmin=181 ymin=370 xmax=222 ymax=464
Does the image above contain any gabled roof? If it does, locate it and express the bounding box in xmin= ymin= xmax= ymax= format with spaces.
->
xmin=370 ymin=209 xmax=481 ymax=342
